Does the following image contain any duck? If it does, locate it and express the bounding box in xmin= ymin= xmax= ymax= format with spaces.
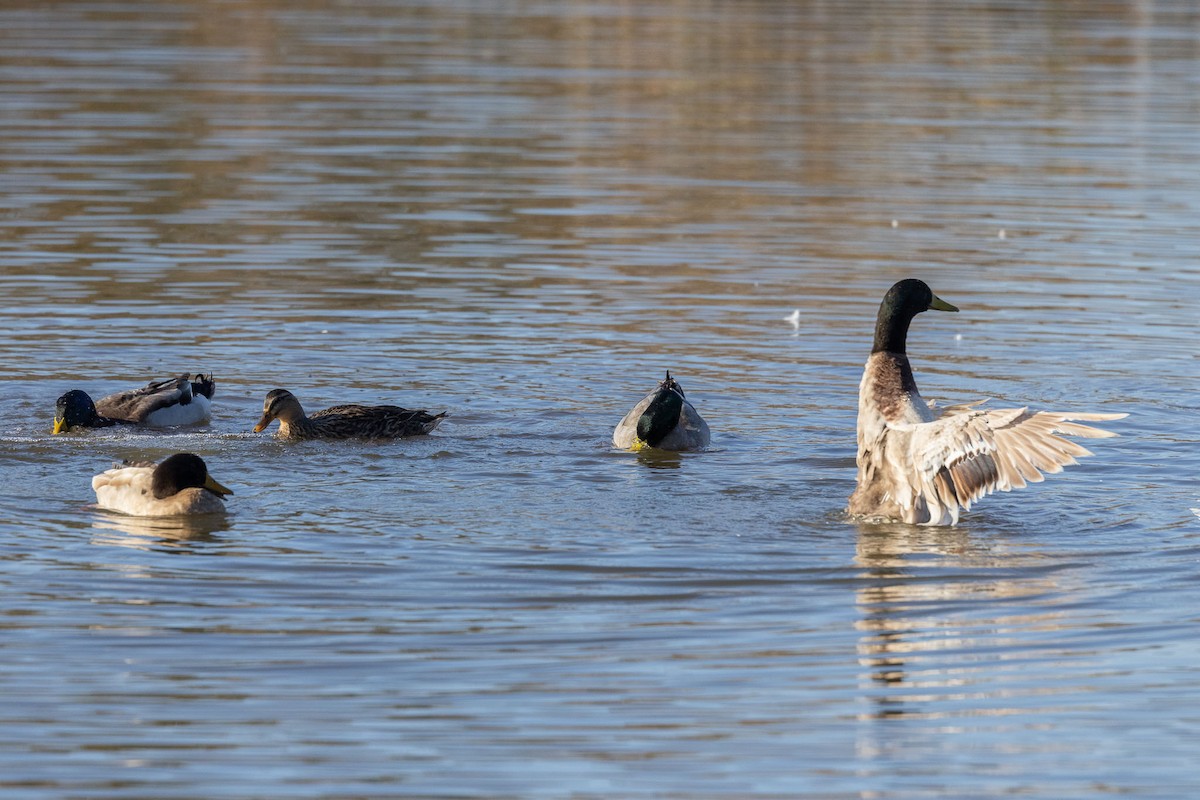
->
xmin=849 ymin=278 xmax=1126 ymax=526
xmin=53 ymin=374 xmax=215 ymax=434
xmin=613 ymin=371 xmax=711 ymax=451
xmin=92 ymin=452 xmax=233 ymax=516
xmin=252 ymin=388 xmax=447 ymax=440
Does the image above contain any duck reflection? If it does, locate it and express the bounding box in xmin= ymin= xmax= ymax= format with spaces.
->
xmin=635 ymin=448 xmax=684 ymax=470
xmin=853 ymin=520 xmax=1066 ymax=724
xmin=855 ymin=521 xmax=971 ymax=720
xmin=89 ymin=510 xmax=230 ymax=552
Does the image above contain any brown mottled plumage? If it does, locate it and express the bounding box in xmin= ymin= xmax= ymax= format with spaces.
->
xmin=253 ymin=388 xmax=446 ymax=441
xmin=849 ymin=279 xmax=1126 ymax=526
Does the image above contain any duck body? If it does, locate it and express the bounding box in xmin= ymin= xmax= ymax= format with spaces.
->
xmin=849 ymin=279 xmax=1125 ymax=526
xmin=849 ymin=350 xmax=935 ymax=521
xmin=92 ymin=453 xmax=233 ymax=517
xmin=613 ymin=371 xmax=710 ymax=452
xmin=54 ymin=374 xmax=215 ymax=434
xmin=253 ymin=388 xmax=446 ymax=440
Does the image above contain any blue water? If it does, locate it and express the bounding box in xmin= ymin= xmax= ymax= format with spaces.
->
xmin=1 ymin=1 xmax=1198 ymax=797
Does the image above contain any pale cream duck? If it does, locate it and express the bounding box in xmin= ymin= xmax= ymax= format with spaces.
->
xmin=93 ymin=453 xmax=233 ymax=516
xmin=849 ymin=279 xmax=1126 ymax=525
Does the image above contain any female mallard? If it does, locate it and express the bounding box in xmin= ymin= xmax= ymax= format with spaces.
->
xmin=613 ymin=371 xmax=711 ymax=451
xmin=92 ymin=452 xmax=233 ymax=516
xmin=253 ymin=388 xmax=446 ymax=440
xmin=849 ymin=278 xmax=1126 ymax=526
xmin=53 ymin=374 xmax=215 ymax=434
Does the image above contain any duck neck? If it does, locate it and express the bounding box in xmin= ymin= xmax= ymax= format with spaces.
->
xmin=863 ymin=351 xmax=923 ymax=424
xmin=277 ymin=414 xmax=317 ymax=439
xmin=877 ymin=351 xmax=918 ymax=392
xmin=872 ymin=308 xmax=915 ymax=355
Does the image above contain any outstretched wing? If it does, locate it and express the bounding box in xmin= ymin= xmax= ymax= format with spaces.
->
xmin=899 ymin=407 xmax=1126 ymax=525
xmin=927 ymin=397 xmax=991 ymax=417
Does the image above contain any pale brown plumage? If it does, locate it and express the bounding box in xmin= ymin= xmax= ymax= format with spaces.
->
xmin=849 ymin=279 xmax=1126 ymax=526
xmin=253 ymin=388 xmax=446 ymax=441
xmin=92 ymin=453 xmax=233 ymax=517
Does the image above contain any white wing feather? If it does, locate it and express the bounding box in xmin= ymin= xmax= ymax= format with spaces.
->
xmin=894 ymin=406 xmax=1127 ymax=525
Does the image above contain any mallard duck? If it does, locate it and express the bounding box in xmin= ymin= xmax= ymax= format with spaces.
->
xmin=849 ymin=278 xmax=1126 ymax=526
xmin=92 ymin=452 xmax=233 ymax=516
xmin=613 ymin=371 xmax=711 ymax=451
xmin=252 ymin=388 xmax=446 ymax=440
xmin=53 ymin=374 xmax=215 ymax=434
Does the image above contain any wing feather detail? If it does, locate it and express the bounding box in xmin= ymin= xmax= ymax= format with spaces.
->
xmin=95 ymin=375 xmax=192 ymax=422
xmin=897 ymin=406 xmax=1127 ymax=525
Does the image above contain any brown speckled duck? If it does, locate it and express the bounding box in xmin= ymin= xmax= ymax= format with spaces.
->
xmin=849 ymin=278 xmax=1126 ymax=526
xmin=252 ymin=388 xmax=446 ymax=440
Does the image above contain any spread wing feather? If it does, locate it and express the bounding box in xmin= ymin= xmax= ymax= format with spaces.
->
xmin=898 ymin=407 xmax=1127 ymax=525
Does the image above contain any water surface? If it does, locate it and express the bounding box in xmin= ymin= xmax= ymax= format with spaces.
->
xmin=1 ymin=1 xmax=1198 ymax=797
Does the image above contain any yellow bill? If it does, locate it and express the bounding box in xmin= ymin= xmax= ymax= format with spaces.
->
xmin=52 ymin=417 xmax=68 ymax=435
xmin=929 ymin=294 xmax=959 ymax=312
xmin=203 ymin=473 xmax=234 ymax=497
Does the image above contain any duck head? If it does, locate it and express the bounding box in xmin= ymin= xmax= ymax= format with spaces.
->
xmin=53 ymin=390 xmax=99 ymax=434
xmin=152 ymin=453 xmax=233 ymax=500
xmin=872 ymin=278 xmax=958 ymax=354
xmin=253 ymin=389 xmax=304 ymax=433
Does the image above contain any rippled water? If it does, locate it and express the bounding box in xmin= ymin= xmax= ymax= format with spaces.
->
xmin=2 ymin=1 xmax=1199 ymax=797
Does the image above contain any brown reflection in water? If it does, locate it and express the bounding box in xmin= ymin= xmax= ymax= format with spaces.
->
xmin=89 ymin=510 xmax=230 ymax=553
xmin=0 ymin=0 xmax=1171 ymax=307
xmin=635 ymin=448 xmax=683 ymax=470
xmin=853 ymin=522 xmax=1068 ymax=723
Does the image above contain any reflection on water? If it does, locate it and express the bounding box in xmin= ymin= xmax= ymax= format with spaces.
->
xmin=2 ymin=0 xmax=1199 ymax=797
xmin=854 ymin=524 xmax=1061 ymax=720
xmin=846 ymin=520 xmax=1178 ymax=792
xmin=89 ymin=509 xmax=230 ymax=553
xmin=634 ymin=448 xmax=684 ymax=470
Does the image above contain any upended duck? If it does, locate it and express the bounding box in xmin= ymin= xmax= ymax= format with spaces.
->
xmin=53 ymin=374 xmax=215 ymax=434
xmin=849 ymin=278 xmax=1126 ymax=526
xmin=93 ymin=452 xmax=233 ymax=516
xmin=253 ymin=388 xmax=446 ymax=440
xmin=613 ymin=371 xmax=710 ymax=451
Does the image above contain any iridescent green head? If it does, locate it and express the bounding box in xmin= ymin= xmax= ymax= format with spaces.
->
xmin=53 ymin=390 xmax=99 ymax=434
xmin=872 ymin=278 xmax=958 ymax=354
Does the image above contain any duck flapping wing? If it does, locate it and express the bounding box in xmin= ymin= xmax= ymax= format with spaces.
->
xmin=896 ymin=404 xmax=1128 ymax=525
